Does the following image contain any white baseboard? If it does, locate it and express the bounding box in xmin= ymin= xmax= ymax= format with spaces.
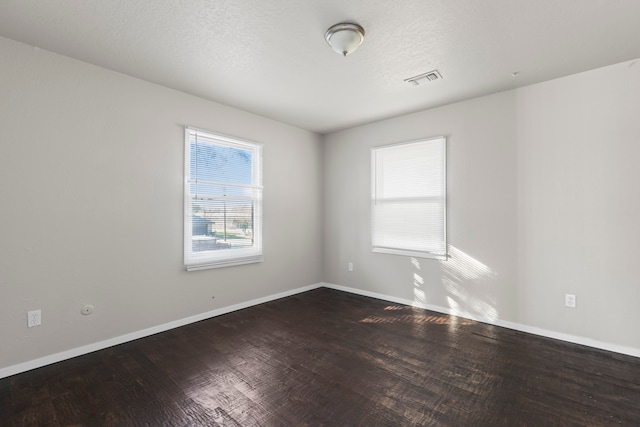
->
xmin=322 ymin=282 xmax=640 ymax=359
xmin=3 ymin=281 xmax=638 ymax=380
xmin=0 ymin=282 xmax=323 ymax=380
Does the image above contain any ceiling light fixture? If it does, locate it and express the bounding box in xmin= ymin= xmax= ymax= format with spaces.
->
xmin=325 ymin=23 xmax=365 ymax=57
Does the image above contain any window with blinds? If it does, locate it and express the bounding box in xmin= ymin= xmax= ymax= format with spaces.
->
xmin=371 ymin=136 xmax=447 ymax=260
xmin=184 ymin=127 xmax=263 ymax=271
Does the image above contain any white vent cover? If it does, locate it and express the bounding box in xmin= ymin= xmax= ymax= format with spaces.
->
xmin=404 ymin=70 xmax=443 ymax=86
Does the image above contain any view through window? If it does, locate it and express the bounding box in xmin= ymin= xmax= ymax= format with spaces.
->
xmin=184 ymin=127 xmax=263 ymax=270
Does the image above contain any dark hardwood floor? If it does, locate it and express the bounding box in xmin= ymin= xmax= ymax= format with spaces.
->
xmin=1 ymin=288 xmax=639 ymax=426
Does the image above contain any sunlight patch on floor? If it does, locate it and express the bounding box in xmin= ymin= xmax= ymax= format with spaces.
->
xmin=360 ymin=306 xmax=474 ymax=326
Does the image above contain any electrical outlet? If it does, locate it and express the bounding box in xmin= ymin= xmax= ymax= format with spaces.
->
xmin=27 ymin=309 xmax=41 ymax=328
xmin=348 ymin=262 xmax=353 ymax=271
xmin=565 ymin=294 xmax=576 ymax=308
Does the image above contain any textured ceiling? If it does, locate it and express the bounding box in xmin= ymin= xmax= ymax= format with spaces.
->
xmin=1 ymin=0 xmax=640 ymax=134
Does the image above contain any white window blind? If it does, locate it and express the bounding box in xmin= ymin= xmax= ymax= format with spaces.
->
xmin=371 ymin=136 xmax=447 ymax=260
xmin=184 ymin=127 xmax=263 ymax=271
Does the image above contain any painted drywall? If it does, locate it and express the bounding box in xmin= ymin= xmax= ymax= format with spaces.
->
xmin=515 ymin=59 xmax=640 ymax=346
xmin=324 ymin=58 xmax=640 ymax=351
xmin=0 ymin=36 xmax=324 ymax=371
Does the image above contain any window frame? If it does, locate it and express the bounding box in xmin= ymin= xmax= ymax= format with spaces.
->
xmin=183 ymin=126 xmax=263 ymax=271
xmin=371 ymin=136 xmax=447 ymax=260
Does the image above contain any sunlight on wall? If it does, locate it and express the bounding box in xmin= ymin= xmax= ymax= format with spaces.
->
xmin=444 ymin=246 xmax=497 ymax=282
xmin=445 ymin=297 xmax=460 ymax=330
xmin=442 ymin=277 xmax=499 ymax=321
xmin=411 ymin=259 xmax=425 ymax=306
xmin=411 ymin=257 xmax=421 ymax=270
xmin=355 ymin=255 xmax=481 ymax=327
xmin=413 ymin=272 xmax=424 ymax=285
xmin=409 ymin=249 xmax=499 ymax=322
xmin=413 ymin=286 xmax=426 ymax=304
xmin=440 ymin=246 xmax=499 ymax=322
xmin=413 ymin=272 xmax=426 ymax=304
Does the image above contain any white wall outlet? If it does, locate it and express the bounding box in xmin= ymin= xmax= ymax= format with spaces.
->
xmin=27 ymin=309 xmax=41 ymax=328
xmin=565 ymin=294 xmax=577 ymax=308
xmin=81 ymin=304 xmax=94 ymax=315
xmin=348 ymin=262 xmax=353 ymax=271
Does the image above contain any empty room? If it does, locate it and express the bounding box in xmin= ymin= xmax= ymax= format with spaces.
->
xmin=1 ymin=1 xmax=640 ymax=425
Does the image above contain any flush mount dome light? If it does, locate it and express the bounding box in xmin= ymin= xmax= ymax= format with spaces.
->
xmin=325 ymin=23 xmax=365 ymax=57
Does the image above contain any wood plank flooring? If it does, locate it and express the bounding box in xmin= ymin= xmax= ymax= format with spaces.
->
xmin=1 ymin=288 xmax=639 ymax=426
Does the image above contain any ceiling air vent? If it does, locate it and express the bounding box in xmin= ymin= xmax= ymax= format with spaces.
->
xmin=404 ymin=70 xmax=443 ymax=86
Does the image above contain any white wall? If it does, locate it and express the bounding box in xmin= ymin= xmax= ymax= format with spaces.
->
xmin=516 ymin=59 xmax=640 ymax=346
xmin=324 ymin=59 xmax=640 ymax=353
xmin=0 ymin=36 xmax=324 ymax=371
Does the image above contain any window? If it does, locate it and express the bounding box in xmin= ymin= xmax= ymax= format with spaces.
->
xmin=184 ymin=127 xmax=263 ymax=271
xmin=371 ymin=136 xmax=447 ymax=260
